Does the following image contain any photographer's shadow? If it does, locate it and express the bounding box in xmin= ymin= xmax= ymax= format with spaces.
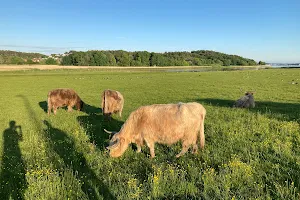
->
xmin=43 ymin=120 xmax=116 ymax=199
xmin=0 ymin=121 xmax=27 ymax=199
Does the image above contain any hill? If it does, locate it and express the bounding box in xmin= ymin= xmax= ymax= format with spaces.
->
xmin=0 ymin=50 xmax=47 ymax=64
xmin=61 ymin=50 xmax=259 ymax=66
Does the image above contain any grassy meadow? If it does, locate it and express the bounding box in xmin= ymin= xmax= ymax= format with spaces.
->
xmin=0 ymin=68 xmax=299 ymax=199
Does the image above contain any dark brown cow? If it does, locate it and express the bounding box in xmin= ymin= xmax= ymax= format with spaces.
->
xmin=101 ymin=89 xmax=124 ymax=119
xmin=47 ymin=88 xmax=84 ymax=115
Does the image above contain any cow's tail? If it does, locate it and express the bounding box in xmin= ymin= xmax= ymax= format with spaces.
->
xmin=199 ymin=108 xmax=206 ymax=149
xmin=101 ymin=90 xmax=106 ymax=114
xmin=47 ymin=93 xmax=51 ymax=115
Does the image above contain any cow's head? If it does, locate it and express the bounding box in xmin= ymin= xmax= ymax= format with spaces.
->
xmin=245 ymin=91 xmax=254 ymax=96
xmin=104 ymin=129 xmax=129 ymax=157
xmin=76 ymin=99 xmax=84 ymax=111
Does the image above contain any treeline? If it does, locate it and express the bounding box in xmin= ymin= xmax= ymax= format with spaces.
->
xmin=0 ymin=50 xmax=262 ymax=66
xmin=61 ymin=50 xmax=258 ymax=66
xmin=0 ymin=50 xmax=58 ymax=65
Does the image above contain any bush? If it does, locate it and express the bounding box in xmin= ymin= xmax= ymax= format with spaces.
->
xmin=258 ymin=61 xmax=266 ymax=65
xmin=10 ymin=56 xmax=25 ymax=65
xmin=26 ymin=59 xmax=37 ymax=65
xmin=45 ymin=58 xmax=58 ymax=65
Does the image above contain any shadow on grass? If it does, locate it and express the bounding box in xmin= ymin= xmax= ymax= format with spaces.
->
xmin=156 ymin=195 xmax=198 ymax=200
xmin=77 ymin=114 xmax=124 ymax=150
xmin=196 ymin=98 xmax=300 ymax=122
xmin=38 ymin=101 xmax=102 ymax=115
xmin=44 ymin=120 xmax=116 ymax=200
xmin=77 ymin=114 xmax=155 ymax=186
xmin=18 ymin=95 xmax=115 ymax=199
xmin=83 ymin=103 xmax=102 ymax=115
xmin=39 ymin=101 xmax=48 ymax=113
xmin=0 ymin=121 xmax=28 ymax=199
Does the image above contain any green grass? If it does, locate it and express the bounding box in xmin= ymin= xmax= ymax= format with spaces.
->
xmin=0 ymin=68 xmax=299 ymax=199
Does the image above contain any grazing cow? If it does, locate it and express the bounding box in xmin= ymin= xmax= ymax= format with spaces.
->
xmin=104 ymin=102 xmax=206 ymax=158
xmin=47 ymin=88 xmax=84 ymax=115
xmin=233 ymin=91 xmax=255 ymax=108
xmin=101 ymin=89 xmax=124 ymax=119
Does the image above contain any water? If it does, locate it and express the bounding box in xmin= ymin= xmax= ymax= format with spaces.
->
xmin=270 ymin=64 xmax=300 ymax=68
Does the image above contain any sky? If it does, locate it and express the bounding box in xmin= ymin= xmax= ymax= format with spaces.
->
xmin=0 ymin=0 xmax=299 ymax=63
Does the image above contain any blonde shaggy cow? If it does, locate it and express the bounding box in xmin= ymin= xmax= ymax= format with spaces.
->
xmin=105 ymin=102 xmax=206 ymax=158
xmin=101 ymin=89 xmax=124 ymax=119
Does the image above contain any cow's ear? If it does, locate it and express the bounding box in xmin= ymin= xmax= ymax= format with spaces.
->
xmin=112 ymin=93 xmax=120 ymax=100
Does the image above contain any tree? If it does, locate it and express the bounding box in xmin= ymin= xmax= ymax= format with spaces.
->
xmin=59 ymin=50 xmax=258 ymax=67
xmin=223 ymin=59 xmax=231 ymax=66
xmin=61 ymin=55 xmax=72 ymax=65
xmin=0 ymin=55 xmax=4 ymax=64
xmin=45 ymin=58 xmax=58 ymax=65
xmin=150 ymin=53 xmax=167 ymax=66
xmin=10 ymin=56 xmax=25 ymax=65
xmin=258 ymin=61 xmax=266 ymax=65
xmin=113 ymin=51 xmax=131 ymax=66
xmin=132 ymin=51 xmax=151 ymax=66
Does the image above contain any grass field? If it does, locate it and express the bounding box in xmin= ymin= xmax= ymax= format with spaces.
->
xmin=0 ymin=68 xmax=299 ymax=199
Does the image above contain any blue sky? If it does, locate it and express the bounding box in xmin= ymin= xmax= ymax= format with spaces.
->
xmin=0 ymin=0 xmax=299 ymax=62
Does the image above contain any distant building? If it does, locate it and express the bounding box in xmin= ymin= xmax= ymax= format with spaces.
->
xmin=32 ymin=58 xmax=41 ymax=62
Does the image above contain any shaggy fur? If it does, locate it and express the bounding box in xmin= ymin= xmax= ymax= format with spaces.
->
xmin=47 ymin=88 xmax=84 ymax=115
xmin=106 ymin=102 xmax=206 ymax=158
xmin=233 ymin=92 xmax=255 ymax=108
xmin=101 ymin=89 xmax=124 ymax=118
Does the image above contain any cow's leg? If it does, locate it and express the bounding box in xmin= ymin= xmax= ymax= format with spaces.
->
xmin=191 ymin=134 xmax=198 ymax=154
xmin=67 ymin=105 xmax=73 ymax=112
xmin=145 ymin=140 xmax=155 ymax=158
xmin=104 ymin=113 xmax=110 ymax=121
xmin=47 ymin=106 xmax=51 ymax=115
xmin=192 ymin=144 xmax=198 ymax=154
xmin=53 ymin=106 xmax=58 ymax=115
xmin=137 ymin=144 xmax=142 ymax=153
xmin=136 ymin=140 xmax=144 ymax=153
xmin=47 ymin=100 xmax=52 ymax=115
xmin=176 ymin=140 xmax=191 ymax=158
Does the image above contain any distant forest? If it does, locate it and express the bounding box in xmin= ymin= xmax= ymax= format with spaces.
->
xmin=0 ymin=50 xmax=263 ymax=66
xmin=61 ymin=50 xmax=258 ymax=66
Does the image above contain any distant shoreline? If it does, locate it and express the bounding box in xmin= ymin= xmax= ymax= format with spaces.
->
xmin=270 ymin=66 xmax=300 ymax=68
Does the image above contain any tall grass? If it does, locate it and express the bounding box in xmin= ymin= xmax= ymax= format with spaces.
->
xmin=0 ymin=68 xmax=299 ymax=199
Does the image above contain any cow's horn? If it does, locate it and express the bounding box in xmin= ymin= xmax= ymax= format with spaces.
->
xmin=104 ymin=129 xmax=113 ymax=134
xmin=106 ymin=138 xmax=119 ymax=150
